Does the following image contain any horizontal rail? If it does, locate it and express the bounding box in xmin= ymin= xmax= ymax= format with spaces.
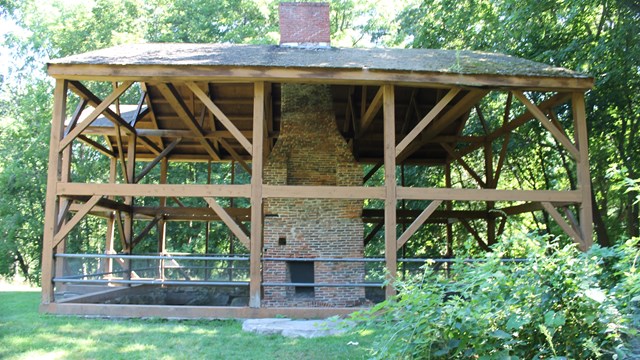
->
xmin=53 ymin=278 xmax=249 ymax=286
xmin=262 ymin=282 xmax=384 ymax=288
xmin=56 ymin=253 xmax=249 ymax=261
xmin=261 ymin=257 xmax=527 ymax=263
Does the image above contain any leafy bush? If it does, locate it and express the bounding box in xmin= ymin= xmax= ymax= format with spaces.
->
xmin=354 ymin=237 xmax=639 ymax=359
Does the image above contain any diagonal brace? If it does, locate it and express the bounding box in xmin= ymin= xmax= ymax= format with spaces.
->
xmin=53 ymin=195 xmax=102 ymax=247
xmin=397 ymin=200 xmax=443 ymax=248
xmin=204 ymin=197 xmax=250 ymax=248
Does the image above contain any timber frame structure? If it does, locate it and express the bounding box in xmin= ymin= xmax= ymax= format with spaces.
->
xmin=41 ymin=43 xmax=594 ymax=318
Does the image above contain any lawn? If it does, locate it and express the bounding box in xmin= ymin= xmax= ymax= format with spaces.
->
xmin=0 ymin=289 xmax=374 ymax=360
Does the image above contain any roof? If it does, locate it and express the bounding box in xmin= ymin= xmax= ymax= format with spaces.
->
xmin=50 ymin=43 xmax=587 ymax=79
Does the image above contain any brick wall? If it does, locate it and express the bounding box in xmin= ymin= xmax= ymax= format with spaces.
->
xmin=262 ymin=84 xmax=365 ymax=307
xmin=279 ymin=2 xmax=331 ymax=46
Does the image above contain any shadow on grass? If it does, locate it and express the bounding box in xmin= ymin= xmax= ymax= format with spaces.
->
xmin=0 ymin=292 xmax=373 ymax=360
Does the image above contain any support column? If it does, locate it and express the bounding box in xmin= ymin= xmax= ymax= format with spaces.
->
xmin=41 ymin=79 xmax=67 ymax=304
xmin=123 ymin=133 xmax=136 ymax=279
xmin=572 ymin=92 xmax=593 ymax=250
xmin=158 ymin=159 xmax=168 ymax=280
xmin=484 ymin=142 xmax=496 ymax=247
xmin=383 ymin=84 xmax=397 ymax=299
xmin=104 ymin=157 xmax=117 ymax=277
xmin=445 ymin=163 xmax=454 ymax=259
xmin=249 ymin=81 xmax=265 ymax=308
xmin=54 ymin=126 xmax=73 ymax=287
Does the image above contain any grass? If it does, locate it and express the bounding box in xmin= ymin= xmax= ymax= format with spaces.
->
xmin=0 ymin=289 xmax=375 ymax=360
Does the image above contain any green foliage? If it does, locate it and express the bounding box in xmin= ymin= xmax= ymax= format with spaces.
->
xmin=353 ymin=238 xmax=639 ymax=359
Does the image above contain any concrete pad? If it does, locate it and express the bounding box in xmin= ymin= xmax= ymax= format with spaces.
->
xmin=242 ymin=318 xmax=352 ymax=338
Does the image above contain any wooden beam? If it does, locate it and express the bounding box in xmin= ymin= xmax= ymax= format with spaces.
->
xmin=513 ymin=91 xmax=579 ymax=159
xmin=218 ymin=138 xmax=252 ymax=175
xmin=186 ymin=82 xmax=253 ymax=155
xmin=139 ymin=82 xmax=165 ymax=150
xmin=57 ymin=183 xmax=251 ymax=198
xmin=572 ymin=92 xmax=593 ymax=250
xmin=134 ymin=138 xmax=182 ymax=183
xmin=396 ymin=200 xmax=443 ymax=248
xmin=53 ymin=195 xmax=102 ymax=247
xmin=541 ymin=202 xmax=584 ymax=246
xmin=42 ymin=79 xmax=67 ymax=304
xmin=155 ymin=83 xmax=221 ymax=161
xmin=250 ymin=81 xmax=265 ymax=308
xmin=397 ymin=187 xmax=582 ymax=203
xmin=383 ymin=84 xmax=397 ymax=299
xmin=64 ymin=98 xmax=89 ymax=136
xmin=364 ymin=222 xmax=384 ymax=246
xmin=363 ymin=162 xmax=383 ymax=184
xmin=396 ymin=88 xmax=460 ymax=156
xmin=61 ymin=81 xmax=133 ymax=150
xmin=77 ymin=135 xmax=115 ymax=157
xmin=442 ymin=143 xmax=487 ymax=187
xmin=131 ymin=215 xmax=162 ymax=248
xmin=204 ymin=198 xmax=250 ymax=248
xmin=460 ymin=219 xmax=491 ymax=251
xmin=358 ymin=86 xmax=383 ymax=137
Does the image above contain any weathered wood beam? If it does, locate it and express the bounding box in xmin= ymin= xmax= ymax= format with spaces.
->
xmin=541 ymin=202 xmax=584 ymax=247
xmin=131 ymin=215 xmax=162 ymax=248
xmin=396 ymin=88 xmax=460 ymax=156
xmin=364 ymin=222 xmax=384 ymax=246
xmin=155 ymin=83 xmax=221 ymax=161
xmin=383 ymin=84 xmax=397 ymax=299
xmin=513 ymin=91 xmax=579 ymax=159
xmin=397 ymin=187 xmax=582 ymax=203
xmin=77 ymin=135 xmax=115 ymax=157
xmin=134 ymin=138 xmax=182 ymax=183
xmin=441 ymin=143 xmax=487 ymax=188
xmin=571 ymin=92 xmax=593 ymax=250
xmin=396 ymin=200 xmax=443 ymax=249
xmin=53 ymin=195 xmax=102 ymax=247
xmin=218 ymin=138 xmax=252 ymax=175
xmin=64 ymin=98 xmax=89 ymax=136
xmin=114 ymin=124 xmax=128 ymax=181
xmin=61 ymin=82 xmax=133 ymax=150
xmin=250 ymin=81 xmax=265 ymax=308
xmin=358 ymin=86 xmax=383 ymax=137
xmin=139 ymin=82 xmax=165 ymax=150
xmin=459 ymin=219 xmax=491 ymax=252
xmin=204 ymin=198 xmax=250 ymax=248
xmin=186 ymin=82 xmax=253 ymax=155
xmin=57 ymin=183 xmax=251 ymax=198
xmin=363 ymin=162 xmax=383 ymax=184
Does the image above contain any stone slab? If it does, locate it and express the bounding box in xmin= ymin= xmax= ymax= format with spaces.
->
xmin=242 ymin=318 xmax=352 ymax=338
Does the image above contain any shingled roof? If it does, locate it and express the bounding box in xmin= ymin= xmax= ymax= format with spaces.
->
xmin=48 ymin=43 xmax=592 ymax=89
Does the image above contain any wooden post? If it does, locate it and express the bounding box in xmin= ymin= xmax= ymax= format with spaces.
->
xmin=445 ymin=163 xmax=454 ymax=259
xmin=484 ymin=142 xmax=496 ymax=246
xmin=104 ymin=157 xmax=117 ymax=277
xmin=158 ymin=159 xmax=168 ymax=279
xmin=123 ymin=133 xmax=136 ymax=279
xmin=54 ymin=124 xmax=74 ymax=287
xmin=249 ymin=81 xmax=265 ymax=308
xmin=383 ymin=84 xmax=397 ymax=299
xmin=572 ymin=92 xmax=593 ymax=250
xmin=41 ymin=79 xmax=67 ymax=304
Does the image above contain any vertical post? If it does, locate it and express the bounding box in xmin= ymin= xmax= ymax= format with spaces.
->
xmin=54 ymin=129 xmax=73 ymax=286
xmin=158 ymin=158 xmax=168 ymax=279
xmin=123 ymin=133 xmax=136 ymax=279
xmin=445 ymin=163 xmax=454 ymax=259
xmin=383 ymin=84 xmax=397 ymax=299
xmin=249 ymin=81 xmax=265 ymax=308
xmin=104 ymin=157 xmax=117 ymax=277
xmin=484 ymin=142 xmax=496 ymax=246
xmin=41 ymin=79 xmax=67 ymax=304
xmin=572 ymin=92 xmax=593 ymax=250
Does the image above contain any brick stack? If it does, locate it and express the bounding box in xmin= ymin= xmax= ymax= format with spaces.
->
xmin=279 ymin=2 xmax=331 ymax=47
xmin=262 ymin=83 xmax=365 ymax=307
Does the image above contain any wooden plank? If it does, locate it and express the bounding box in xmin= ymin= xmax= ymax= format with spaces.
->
xmin=396 ymin=88 xmax=460 ymax=156
xmin=358 ymin=86 xmax=383 ymax=137
xmin=396 ymin=200 xmax=443 ymax=248
xmin=58 ymin=183 xmax=251 ymax=198
xmin=155 ymin=83 xmax=221 ymax=161
xmin=383 ymin=84 xmax=397 ymax=299
xmin=541 ymin=202 xmax=584 ymax=246
xmin=263 ymin=185 xmax=385 ymax=199
xmin=250 ymin=81 xmax=265 ymax=308
xmin=204 ymin=198 xmax=250 ymax=248
xmin=186 ymin=82 xmax=253 ymax=155
xmin=60 ymin=81 xmax=133 ymax=150
xmin=53 ymin=195 xmax=102 ymax=247
xmin=572 ymin=92 xmax=593 ymax=250
xmin=134 ymin=138 xmax=182 ymax=183
xmin=41 ymin=79 xmax=67 ymax=304
xmin=47 ymin=64 xmax=595 ymax=91
xmin=397 ymin=187 xmax=582 ymax=203
xmin=513 ymin=91 xmax=579 ymax=159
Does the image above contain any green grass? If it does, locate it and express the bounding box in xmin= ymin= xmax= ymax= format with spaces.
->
xmin=0 ymin=291 xmax=374 ymax=360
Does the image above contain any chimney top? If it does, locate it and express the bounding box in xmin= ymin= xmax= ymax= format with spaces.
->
xmin=279 ymin=2 xmax=330 ymax=48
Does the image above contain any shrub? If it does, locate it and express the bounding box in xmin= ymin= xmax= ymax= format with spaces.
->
xmin=353 ymin=237 xmax=639 ymax=359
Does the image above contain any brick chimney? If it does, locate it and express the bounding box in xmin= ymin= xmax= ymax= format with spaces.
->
xmin=279 ymin=2 xmax=330 ymax=47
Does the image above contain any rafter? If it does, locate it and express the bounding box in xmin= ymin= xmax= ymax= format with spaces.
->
xmin=358 ymin=86 xmax=383 ymax=137
xmin=156 ymin=83 xmax=221 ymax=161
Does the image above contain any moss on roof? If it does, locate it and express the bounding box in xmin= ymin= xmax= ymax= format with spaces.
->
xmin=49 ymin=43 xmax=589 ymax=79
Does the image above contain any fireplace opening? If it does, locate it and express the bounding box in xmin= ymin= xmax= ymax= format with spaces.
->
xmin=288 ymin=261 xmax=314 ymax=298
